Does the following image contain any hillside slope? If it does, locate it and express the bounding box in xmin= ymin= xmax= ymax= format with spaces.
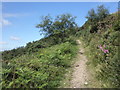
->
xmin=1 ymin=41 xmax=78 ymax=88
xmin=1 ymin=12 xmax=119 ymax=88
xmin=78 ymin=12 xmax=120 ymax=88
xmin=62 ymin=12 xmax=119 ymax=88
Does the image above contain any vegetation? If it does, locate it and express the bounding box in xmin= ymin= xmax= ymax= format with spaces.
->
xmin=1 ymin=13 xmax=78 ymax=88
xmin=2 ymin=14 xmax=78 ymax=61
xmin=1 ymin=5 xmax=119 ymax=88
xmin=36 ymin=14 xmax=78 ymax=43
xmin=79 ymin=7 xmax=119 ymax=87
xmin=1 ymin=42 xmax=77 ymax=88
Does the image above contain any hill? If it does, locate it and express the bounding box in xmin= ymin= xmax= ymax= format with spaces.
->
xmin=78 ymin=12 xmax=119 ymax=87
xmin=1 ymin=5 xmax=119 ymax=88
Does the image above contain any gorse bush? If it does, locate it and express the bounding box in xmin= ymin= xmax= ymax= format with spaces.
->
xmin=1 ymin=42 xmax=78 ymax=88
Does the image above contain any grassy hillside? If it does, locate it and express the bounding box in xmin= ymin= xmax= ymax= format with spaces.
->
xmin=2 ymin=35 xmax=69 ymax=60
xmin=1 ymin=41 xmax=78 ymax=88
xmin=78 ymin=12 xmax=120 ymax=88
xmin=1 ymin=5 xmax=119 ymax=88
xmin=1 ymin=13 xmax=79 ymax=88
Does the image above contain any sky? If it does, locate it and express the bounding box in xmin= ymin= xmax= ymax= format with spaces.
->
xmin=0 ymin=2 xmax=118 ymax=51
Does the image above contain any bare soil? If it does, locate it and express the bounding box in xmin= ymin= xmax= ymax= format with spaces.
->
xmin=69 ymin=40 xmax=91 ymax=88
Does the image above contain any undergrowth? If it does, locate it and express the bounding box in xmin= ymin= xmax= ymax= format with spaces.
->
xmin=1 ymin=41 xmax=78 ymax=88
xmin=79 ymin=13 xmax=120 ymax=88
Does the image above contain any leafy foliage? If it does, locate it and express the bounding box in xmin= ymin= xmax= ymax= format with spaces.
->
xmin=1 ymin=5 xmax=119 ymax=88
xmin=2 ymin=14 xmax=78 ymax=61
xmin=97 ymin=5 xmax=109 ymax=20
xmin=86 ymin=8 xmax=97 ymax=23
xmin=113 ymin=20 xmax=120 ymax=31
xmin=36 ymin=14 xmax=77 ymax=37
xmin=80 ymin=12 xmax=120 ymax=87
xmin=1 ymin=13 xmax=79 ymax=88
xmin=86 ymin=5 xmax=109 ymax=22
xmin=1 ymin=42 xmax=78 ymax=88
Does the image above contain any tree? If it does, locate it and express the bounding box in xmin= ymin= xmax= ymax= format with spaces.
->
xmin=86 ymin=8 xmax=98 ymax=33
xmin=36 ymin=15 xmax=53 ymax=36
xmin=36 ymin=14 xmax=77 ymax=42
xmin=86 ymin=5 xmax=109 ymax=22
xmin=97 ymin=5 xmax=109 ymax=20
xmin=85 ymin=5 xmax=109 ymax=33
xmin=53 ymin=14 xmax=77 ymax=36
xmin=86 ymin=8 xmax=97 ymax=23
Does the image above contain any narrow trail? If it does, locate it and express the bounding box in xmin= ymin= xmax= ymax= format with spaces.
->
xmin=69 ymin=40 xmax=91 ymax=88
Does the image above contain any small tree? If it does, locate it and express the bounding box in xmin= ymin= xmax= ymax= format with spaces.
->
xmin=97 ymin=5 xmax=109 ymax=20
xmin=36 ymin=14 xmax=77 ymax=37
xmin=85 ymin=5 xmax=109 ymax=33
xmin=86 ymin=8 xmax=98 ymax=33
xmin=86 ymin=8 xmax=97 ymax=23
xmin=86 ymin=5 xmax=109 ymax=22
xmin=53 ymin=14 xmax=77 ymax=36
xmin=36 ymin=15 xmax=53 ymax=36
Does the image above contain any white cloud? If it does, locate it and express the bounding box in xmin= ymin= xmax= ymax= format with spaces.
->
xmin=3 ymin=13 xmax=18 ymax=18
xmin=2 ymin=19 xmax=12 ymax=26
xmin=0 ymin=22 xmax=1 ymax=27
xmin=0 ymin=41 xmax=8 ymax=45
xmin=10 ymin=36 xmax=20 ymax=41
xmin=0 ymin=19 xmax=12 ymax=26
xmin=1 ymin=13 xmax=31 ymax=27
xmin=3 ymin=13 xmax=30 ymax=18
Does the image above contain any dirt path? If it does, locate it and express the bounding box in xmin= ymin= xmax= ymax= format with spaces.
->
xmin=69 ymin=40 xmax=90 ymax=88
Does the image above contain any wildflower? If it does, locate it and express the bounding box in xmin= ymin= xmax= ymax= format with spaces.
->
xmin=98 ymin=45 xmax=104 ymax=51
xmin=98 ymin=45 xmax=109 ymax=53
xmin=103 ymin=49 xmax=109 ymax=53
